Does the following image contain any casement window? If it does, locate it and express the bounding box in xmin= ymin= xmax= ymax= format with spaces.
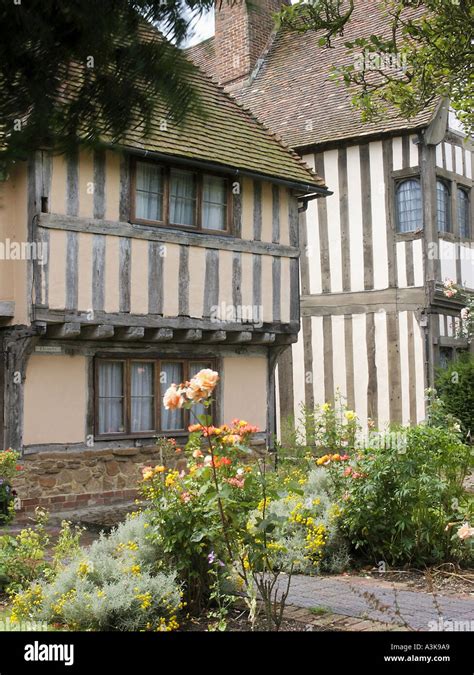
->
xmin=395 ymin=178 xmax=422 ymax=233
xmin=132 ymin=159 xmax=230 ymax=232
xmin=95 ymin=358 xmax=216 ymax=438
xmin=457 ymin=187 xmax=470 ymax=238
xmin=436 ymin=179 xmax=451 ymax=233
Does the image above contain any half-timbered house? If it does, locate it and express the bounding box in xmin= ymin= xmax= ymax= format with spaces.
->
xmin=0 ymin=23 xmax=328 ymax=513
xmin=189 ymin=0 xmax=474 ymax=434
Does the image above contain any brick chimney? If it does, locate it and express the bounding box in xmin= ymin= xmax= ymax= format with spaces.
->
xmin=214 ymin=0 xmax=288 ymax=91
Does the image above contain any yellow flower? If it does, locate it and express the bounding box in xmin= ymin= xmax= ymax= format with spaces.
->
xmin=345 ymin=410 xmax=357 ymax=421
xmin=78 ymin=561 xmax=90 ymax=576
xmin=136 ymin=592 xmax=152 ymax=610
xmin=322 ymin=403 xmax=331 ymax=412
xmin=165 ymin=470 xmax=179 ymax=488
xmin=154 ymin=465 xmax=166 ymax=474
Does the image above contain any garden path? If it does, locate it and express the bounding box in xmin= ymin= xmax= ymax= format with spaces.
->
xmin=285 ymin=574 xmax=474 ymax=630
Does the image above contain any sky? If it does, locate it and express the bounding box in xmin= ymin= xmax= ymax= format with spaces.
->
xmin=184 ymin=6 xmax=215 ymax=47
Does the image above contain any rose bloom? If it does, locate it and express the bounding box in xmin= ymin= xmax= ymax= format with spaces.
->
xmin=461 ymin=307 xmax=470 ymax=321
xmin=163 ymin=384 xmax=185 ymax=410
xmin=180 ymin=491 xmax=192 ymax=504
xmin=192 ymin=449 xmax=203 ymax=459
xmin=226 ymin=477 xmax=245 ymax=489
xmin=185 ymin=381 xmax=209 ymax=403
xmin=191 ymin=369 xmax=219 ymax=394
xmin=457 ymin=523 xmax=474 ymax=540
xmin=188 ymin=423 xmax=202 ymax=433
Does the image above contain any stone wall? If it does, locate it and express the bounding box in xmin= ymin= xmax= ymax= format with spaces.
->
xmin=14 ymin=446 xmax=186 ymax=514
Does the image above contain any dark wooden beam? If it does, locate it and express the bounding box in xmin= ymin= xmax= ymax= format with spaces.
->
xmin=148 ymin=328 xmax=174 ymax=342
xmin=205 ymin=331 xmax=227 ymax=342
xmin=252 ymin=332 xmax=276 ymax=344
xmin=81 ymin=324 xmax=115 ymax=340
xmin=115 ymin=327 xmax=145 ymax=341
xmin=38 ymin=213 xmax=300 ymax=259
xmin=227 ymin=331 xmax=252 ymax=343
xmin=47 ymin=322 xmax=81 ymax=339
xmin=175 ymin=329 xmax=202 ymax=342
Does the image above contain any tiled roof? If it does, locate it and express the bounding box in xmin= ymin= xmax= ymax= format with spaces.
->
xmin=119 ymin=25 xmax=327 ymax=190
xmin=187 ymin=1 xmax=435 ymax=149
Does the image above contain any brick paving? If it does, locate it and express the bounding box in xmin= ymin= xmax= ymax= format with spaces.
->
xmin=283 ymin=574 xmax=474 ymax=631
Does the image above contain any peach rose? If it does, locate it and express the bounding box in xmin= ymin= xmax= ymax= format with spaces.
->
xmin=163 ymin=384 xmax=185 ymax=410
xmin=457 ymin=523 xmax=474 ymax=540
xmin=190 ymin=369 xmax=219 ymax=394
xmin=185 ymin=381 xmax=209 ymax=403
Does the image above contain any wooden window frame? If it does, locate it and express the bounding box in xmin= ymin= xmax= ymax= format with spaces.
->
xmin=456 ymin=185 xmax=471 ymax=240
xmin=130 ymin=157 xmax=233 ymax=235
xmin=436 ymin=178 xmax=452 ymax=234
xmin=394 ymin=176 xmax=423 ymax=234
xmin=94 ymin=357 xmax=217 ymax=440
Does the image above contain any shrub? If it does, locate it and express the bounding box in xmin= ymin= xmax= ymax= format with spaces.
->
xmin=436 ymin=354 xmax=474 ymax=440
xmin=324 ymin=424 xmax=473 ymax=566
xmin=10 ymin=512 xmax=182 ymax=631
xmin=0 ymin=509 xmax=82 ymax=593
xmin=0 ymin=448 xmax=22 ymax=524
xmin=277 ymin=395 xmax=361 ymax=465
xmin=247 ymin=467 xmax=350 ymax=574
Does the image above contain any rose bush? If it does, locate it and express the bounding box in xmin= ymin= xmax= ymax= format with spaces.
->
xmin=320 ymin=424 xmax=473 ymax=566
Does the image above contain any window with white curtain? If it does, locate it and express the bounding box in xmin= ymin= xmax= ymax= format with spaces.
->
xmin=170 ymin=169 xmax=196 ymax=227
xmin=132 ymin=160 xmax=229 ymax=232
xmin=160 ymin=362 xmax=184 ymax=431
xmin=202 ymin=175 xmax=227 ymax=230
xmin=98 ymin=361 xmax=125 ymax=434
xmin=96 ymin=358 xmax=216 ymax=437
xmin=131 ymin=362 xmax=154 ymax=432
xmin=396 ymin=178 xmax=422 ymax=233
xmin=437 ymin=180 xmax=451 ymax=233
xmin=135 ymin=161 xmax=163 ymax=222
xmin=457 ymin=187 xmax=470 ymax=238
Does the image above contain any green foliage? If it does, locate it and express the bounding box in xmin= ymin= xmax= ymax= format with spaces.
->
xmin=277 ymin=396 xmax=360 ymax=465
xmin=249 ymin=467 xmax=350 ymax=574
xmin=0 ymin=449 xmax=22 ymax=483
xmin=10 ymin=512 xmax=182 ymax=631
xmin=0 ymin=449 xmax=22 ymax=525
xmin=0 ymin=0 xmax=219 ymax=165
xmin=436 ymin=354 xmax=474 ymax=440
xmin=0 ymin=509 xmax=83 ymax=593
xmin=279 ymin=1 xmax=474 ymax=135
xmin=325 ymin=424 xmax=473 ymax=566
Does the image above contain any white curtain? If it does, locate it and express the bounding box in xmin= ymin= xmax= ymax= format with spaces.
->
xmin=98 ymin=362 xmax=124 ymax=434
xmin=161 ymin=362 xmax=184 ymax=430
xmin=135 ymin=162 xmax=163 ymax=221
xmin=170 ymin=169 xmax=196 ymax=226
xmin=202 ymin=175 xmax=226 ymax=230
xmin=131 ymin=363 xmax=154 ymax=432
xmin=396 ymin=179 xmax=422 ymax=233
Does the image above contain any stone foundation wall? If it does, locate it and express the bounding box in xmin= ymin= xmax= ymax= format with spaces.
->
xmin=15 ymin=446 xmax=185 ymax=514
